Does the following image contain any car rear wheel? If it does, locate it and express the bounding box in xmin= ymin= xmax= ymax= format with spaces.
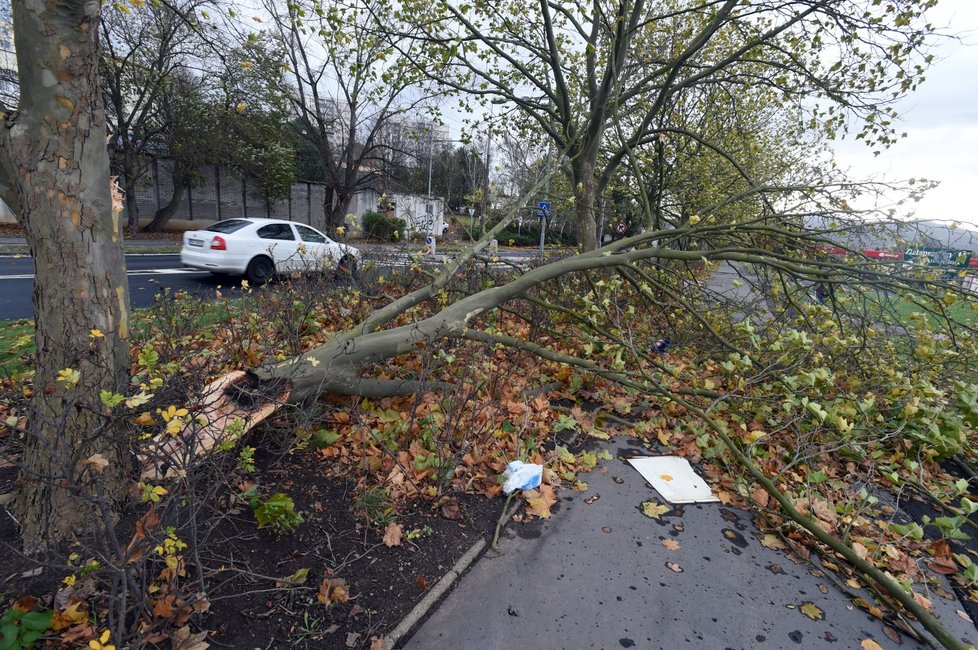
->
xmin=246 ymin=256 xmax=275 ymax=285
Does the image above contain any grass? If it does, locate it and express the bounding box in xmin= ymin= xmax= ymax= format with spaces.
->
xmin=0 ymin=290 xmax=250 ymax=377
xmin=0 ymin=319 xmax=34 ymax=376
xmin=873 ymin=291 xmax=978 ymax=328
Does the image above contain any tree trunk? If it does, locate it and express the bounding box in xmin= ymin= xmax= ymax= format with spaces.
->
xmin=120 ymin=149 xmax=140 ymax=232
xmin=322 ymin=186 xmax=352 ymax=235
xmin=573 ymin=160 xmax=598 ymax=251
xmin=1 ymin=2 xmax=132 ymax=553
xmin=142 ymin=164 xmax=186 ymax=232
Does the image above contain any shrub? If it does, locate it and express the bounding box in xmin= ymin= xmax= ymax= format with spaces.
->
xmin=363 ymin=211 xmax=405 ymax=242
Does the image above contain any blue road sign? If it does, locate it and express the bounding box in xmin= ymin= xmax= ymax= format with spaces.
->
xmin=538 ymin=201 xmax=551 ymax=212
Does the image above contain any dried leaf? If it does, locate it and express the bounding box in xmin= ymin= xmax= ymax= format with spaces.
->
xmin=171 ymin=625 xmax=210 ymax=650
xmin=800 ymin=602 xmax=824 ymax=621
xmin=860 ymin=639 xmax=883 ymax=650
xmin=331 ymin=585 xmax=349 ymax=603
xmin=641 ymin=501 xmax=671 ymax=519
xmin=370 ymin=637 xmax=386 ymax=650
xmin=661 ymin=539 xmax=680 ymax=551
xmin=665 ymin=561 xmax=683 ymax=573
xmin=83 ymin=453 xmax=110 ymax=473
xmin=50 ymin=601 xmax=87 ymax=631
xmin=383 ymin=523 xmax=403 ymax=548
xmin=441 ymin=501 xmax=461 ymax=520
xmin=12 ymin=596 xmax=38 ymax=612
xmin=760 ymin=534 xmax=785 ymax=550
xmin=524 ymin=485 xmax=557 ymax=519
xmin=912 ymin=592 xmax=933 ymax=611
xmin=882 ymin=626 xmax=903 ymax=645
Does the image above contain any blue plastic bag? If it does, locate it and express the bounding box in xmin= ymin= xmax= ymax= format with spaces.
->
xmin=502 ymin=460 xmax=543 ymax=494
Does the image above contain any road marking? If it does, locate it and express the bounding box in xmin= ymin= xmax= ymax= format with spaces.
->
xmin=0 ymin=268 xmax=208 ymax=281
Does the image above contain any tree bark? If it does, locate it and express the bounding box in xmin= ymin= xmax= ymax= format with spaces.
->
xmin=572 ymin=159 xmax=598 ymax=251
xmin=1 ymin=1 xmax=132 ymax=553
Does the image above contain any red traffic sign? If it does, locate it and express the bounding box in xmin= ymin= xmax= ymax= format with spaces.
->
xmin=616 ymin=221 xmax=626 ymax=234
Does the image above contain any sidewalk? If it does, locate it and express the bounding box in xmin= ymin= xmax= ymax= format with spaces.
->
xmin=402 ymin=438 xmax=977 ymax=650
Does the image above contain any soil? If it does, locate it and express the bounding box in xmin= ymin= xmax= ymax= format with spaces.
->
xmin=202 ymin=452 xmax=498 ymax=649
xmin=0 ymin=435 xmax=501 ymax=650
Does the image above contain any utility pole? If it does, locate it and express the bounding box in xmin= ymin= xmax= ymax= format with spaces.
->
xmin=426 ymin=124 xmax=434 ymax=198
xmin=540 ymin=141 xmax=553 ymax=257
xmin=480 ymin=125 xmax=491 ymax=236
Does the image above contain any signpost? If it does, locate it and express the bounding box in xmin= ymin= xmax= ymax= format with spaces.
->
xmin=903 ymin=247 xmax=972 ymax=269
xmin=536 ymin=201 xmax=551 ymax=257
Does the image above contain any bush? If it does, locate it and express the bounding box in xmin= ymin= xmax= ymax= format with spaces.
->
xmin=363 ymin=211 xmax=405 ymax=242
xmin=497 ymin=225 xmax=577 ymax=247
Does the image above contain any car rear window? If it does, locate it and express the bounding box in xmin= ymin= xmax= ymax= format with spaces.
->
xmin=296 ymin=225 xmax=327 ymax=243
xmin=204 ymin=219 xmax=251 ymax=234
xmin=257 ymin=224 xmax=296 ymax=240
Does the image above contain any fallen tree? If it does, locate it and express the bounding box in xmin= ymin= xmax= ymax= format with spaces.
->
xmin=132 ymin=186 xmax=978 ymax=646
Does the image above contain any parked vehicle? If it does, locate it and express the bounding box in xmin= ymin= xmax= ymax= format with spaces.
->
xmin=180 ymin=218 xmax=360 ymax=284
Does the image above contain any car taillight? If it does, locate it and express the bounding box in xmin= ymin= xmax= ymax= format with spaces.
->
xmin=210 ymin=236 xmax=226 ymax=251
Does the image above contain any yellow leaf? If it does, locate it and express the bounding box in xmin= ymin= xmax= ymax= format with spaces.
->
xmin=125 ymin=391 xmax=153 ymax=408
xmin=89 ymin=329 xmax=105 ymax=338
xmin=276 ymin=567 xmax=310 ymax=587
xmin=661 ymin=539 xmax=681 ymax=551
xmin=800 ymin=602 xmax=824 ymax=620
xmin=641 ymin=501 xmax=671 ymax=519
xmin=861 ymin=640 xmax=883 ymax=650
xmin=133 ymin=411 xmax=155 ymax=426
xmin=57 ymin=368 xmax=81 ymax=386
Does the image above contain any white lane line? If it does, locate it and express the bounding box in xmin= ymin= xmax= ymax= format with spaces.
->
xmin=0 ymin=268 xmax=208 ymax=281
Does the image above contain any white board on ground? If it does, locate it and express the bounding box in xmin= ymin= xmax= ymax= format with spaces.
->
xmin=626 ymin=456 xmax=719 ymax=504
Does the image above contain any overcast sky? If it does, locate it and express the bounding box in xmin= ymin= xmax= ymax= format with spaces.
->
xmin=833 ymin=0 xmax=978 ymax=226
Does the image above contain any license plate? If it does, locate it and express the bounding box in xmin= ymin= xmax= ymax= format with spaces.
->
xmin=189 ymin=239 xmax=203 ymax=247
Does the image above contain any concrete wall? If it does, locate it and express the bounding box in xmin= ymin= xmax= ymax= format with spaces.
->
xmin=0 ymin=198 xmax=14 ymax=224
xmin=129 ymin=158 xmax=330 ymax=231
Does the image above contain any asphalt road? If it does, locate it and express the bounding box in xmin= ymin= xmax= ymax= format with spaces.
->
xmin=0 ymin=248 xmax=538 ymax=321
xmin=0 ymin=254 xmax=221 ymax=321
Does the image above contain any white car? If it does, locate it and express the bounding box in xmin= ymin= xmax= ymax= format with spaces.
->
xmin=180 ymin=218 xmax=360 ymax=284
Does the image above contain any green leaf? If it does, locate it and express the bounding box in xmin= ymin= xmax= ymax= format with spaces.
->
xmin=21 ymin=610 xmax=52 ymax=631
xmin=138 ymin=345 xmax=159 ymax=369
xmin=554 ymin=413 xmax=579 ymax=433
xmin=278 ymin=567 xmax=310 ymax=585
xmin=100 ymin=390 xmax=125 ymax=409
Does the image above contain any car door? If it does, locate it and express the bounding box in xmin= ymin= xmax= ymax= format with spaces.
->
xmin=255 ymin=223 xmax=301 ymax=272
xmin=295 ymin=224 xmax=340 ymax=270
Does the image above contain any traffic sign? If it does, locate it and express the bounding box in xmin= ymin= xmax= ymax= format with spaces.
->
xmin=616 ymin=221 xmax=626 ymax=234
xmin=538 ymin=201 xmax=551 ymax=212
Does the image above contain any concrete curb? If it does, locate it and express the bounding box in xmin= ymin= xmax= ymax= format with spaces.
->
xmin=383 ymin=499 xmax=522 ymax=649
xmin=383 ymin=538 xmax=486 ymax=650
